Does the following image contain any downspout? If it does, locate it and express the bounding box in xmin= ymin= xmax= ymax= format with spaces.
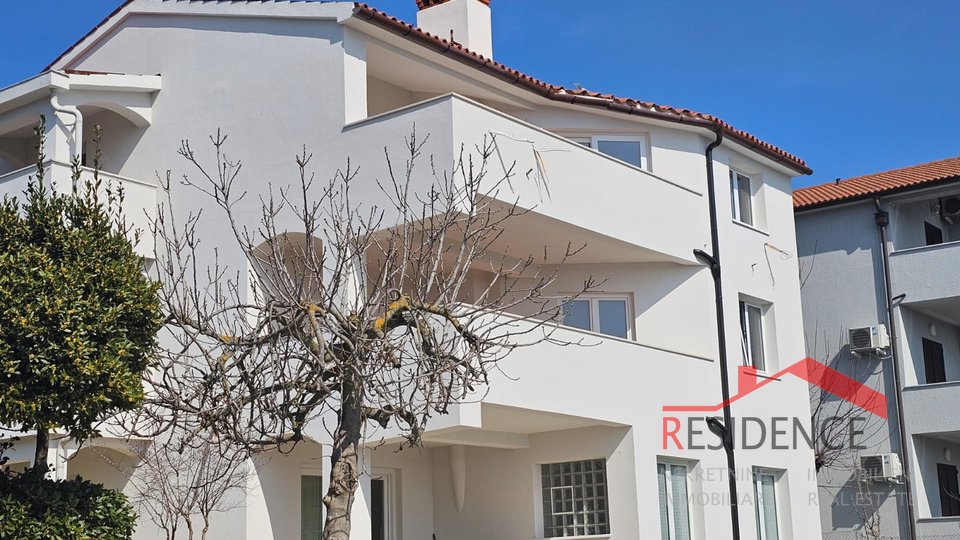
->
xmin=50 ymin=91 xmax=83 ymax=163
xmin=874 ymin=198 xmax=918 ymax=540
xmin=696 ymin=130 xmax=742 ymax=540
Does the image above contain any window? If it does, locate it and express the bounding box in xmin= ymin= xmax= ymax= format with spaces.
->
xmin=370 ymin=469 xmax=398 ymax=540
xmin=926 ymin=221 xmax=944 ymax=246
xmin=923 ymin=337 xmax=946 ymax=384
xmin=739 ymin=301 xmax=766 ymax=371
xmin=591 ymin=136 xmax=648 ymax=169
xmin=657 ymin=462 xmax=691 ymax=540
xmin=561 ymin=296 xmax=631 ymax=339
xmin=730 ymin=170 xmax=754 ymax=226
xmin=540 ymin=459 xmax=610 ymax=537
xmin=754 ymin=471 xmax=780 ymax=540
xmin=301 ymin=472 xmax=323 ymax=540
xmin=938 ymin=463 xmax=960 ymax=517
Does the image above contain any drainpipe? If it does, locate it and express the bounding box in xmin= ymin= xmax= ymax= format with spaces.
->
xmin=50 ymin=91 xmax=83 ymax=163
xmin=874 ymin=198 xmax=918 ymax=540
xmin=694 ymin=130 xmax=741 ymax=540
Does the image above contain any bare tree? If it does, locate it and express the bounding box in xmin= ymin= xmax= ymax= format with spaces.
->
xmin=109 ymin=433 xmax=249 ymax=540
xmin=807 ymin=322 xmax=887 ymax=473
xmin=853 ymin=455 xmax=883 ymax=540
xmin=132 ymin=129 xmax=595 ymax=539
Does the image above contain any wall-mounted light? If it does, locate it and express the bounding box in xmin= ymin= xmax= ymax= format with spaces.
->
xmin=930 ymin=323 xmax=938 ymax=337
xmin=945 ymin=447 xmax=952 ymax=462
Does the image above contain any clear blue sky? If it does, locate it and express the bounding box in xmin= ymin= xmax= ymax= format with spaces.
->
xmin=2 ymin=0 xmax=958 ymax=187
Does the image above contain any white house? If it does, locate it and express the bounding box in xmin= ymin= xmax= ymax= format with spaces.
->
xmin=0 ymin=1 xmax=821 ymax=539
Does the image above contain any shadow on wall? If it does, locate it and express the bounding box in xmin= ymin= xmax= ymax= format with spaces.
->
xmin=828 ymin=470 xmax=895 ymax=534
xmin=67 ymin=446 xmax=139 ymax=492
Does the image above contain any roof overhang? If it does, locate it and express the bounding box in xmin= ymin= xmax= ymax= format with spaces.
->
xmin=0 ymin=70 xmax=162 ymax=132
xmin=40 ymin=0 xmax=811 ymax=176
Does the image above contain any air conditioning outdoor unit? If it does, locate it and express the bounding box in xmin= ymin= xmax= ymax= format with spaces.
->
xmin=849 ymin=324 xmax=890 ymax=354
xmin=859 ymin=453 xmax=903 ymax=482
xmin=942 ymin=196 xmax=960 ymax=223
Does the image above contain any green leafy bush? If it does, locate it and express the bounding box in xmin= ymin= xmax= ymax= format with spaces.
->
xmin=0 ymin=471 xmax=136 ymax=540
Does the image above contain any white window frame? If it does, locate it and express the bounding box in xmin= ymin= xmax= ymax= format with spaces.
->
xmin=590 ymin=135 xmax=650 ymax=170
xmin=657 ymin=461 xmax=694 ymax=540
xmin=534 ymin=458 xmax=611 ymax=538
xmin=370 ymin=468 xmax=399 ymax=540
xmin=739 ymin=300 xmax=767 ymax=372
xmin=730 ymin=169 xmax=754 ymax=226
xmin=560 ymin=294 xmax=634 ymax=340
xmin=753 ymin=469 xmax=781 ymax=540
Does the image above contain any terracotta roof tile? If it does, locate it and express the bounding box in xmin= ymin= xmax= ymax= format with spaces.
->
xmin=42 ymin=0 xmax=811 ymax=175
xmin=794 ymin=156 xmax=960 ymax=210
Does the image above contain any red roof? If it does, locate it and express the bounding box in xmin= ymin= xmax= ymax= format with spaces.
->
xmin=42 ymin=0 xmax=810 ymax=175
xmin=794 ymin=156 xmax=960 ymax=210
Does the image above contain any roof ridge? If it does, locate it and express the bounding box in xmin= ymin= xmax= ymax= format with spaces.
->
xmin=794 ymin=155 xmax=960 ymax=209
xmin=798 ymin=154 xmax=960 ymax=192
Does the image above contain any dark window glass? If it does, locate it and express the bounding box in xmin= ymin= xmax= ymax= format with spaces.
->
xmin=562 ymin=300 xmax=591 ymax=332
xmin=596 ymin=140 xmax=643 ymax=168
xmin=923 ymin=337 xmax=947 ymax=384
xmin=371 ymin=478 xmax=385 ymax=540
xmin=938 ymin=463 xmax=960 ymax=517
xmin=301 ymin=475 xmax=323 ymax=540
xmin=926 ymin=221 xmax=944 ymax=246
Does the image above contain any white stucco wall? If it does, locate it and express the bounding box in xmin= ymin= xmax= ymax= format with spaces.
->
xmin=0 ymin=1 xmax=823 ymax=539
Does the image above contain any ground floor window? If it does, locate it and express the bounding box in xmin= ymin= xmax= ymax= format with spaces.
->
xmin=753 ymin=470 xmax=780 ymax=540
xmin=301 ymin=472 xmax=323 ymax=540
xmin=657 ymin=462 xmax=691 ymax=540
xmin=540 ymin=458 xmax=610 ymax=537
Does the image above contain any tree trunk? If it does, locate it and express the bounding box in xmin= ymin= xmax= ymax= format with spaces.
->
xmin=322 ymin=384 xmax=363 ymax=540
xmin=33 ymin=425 xmax=48 ymax=475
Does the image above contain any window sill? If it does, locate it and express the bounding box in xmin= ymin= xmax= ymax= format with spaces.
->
xmin=732 ymin=219 xmax=770 ymax=236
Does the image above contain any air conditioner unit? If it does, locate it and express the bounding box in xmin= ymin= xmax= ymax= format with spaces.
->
xmin=848 ymin=324 xmax=890 ymax=354
xmin=859 ymin=453 xmax=903 ymax=482
xmin=942 ymin=197 xmax=960 ymax=223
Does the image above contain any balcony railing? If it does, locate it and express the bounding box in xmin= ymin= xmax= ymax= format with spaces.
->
xmin=0 ymin=161 xmax=157 ymax=257
xmin=343 ymin=94 xmax=706 ymax=265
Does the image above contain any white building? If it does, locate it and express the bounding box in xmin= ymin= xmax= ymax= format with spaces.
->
xmin=0 ymin=1 xmax=821 ymax=539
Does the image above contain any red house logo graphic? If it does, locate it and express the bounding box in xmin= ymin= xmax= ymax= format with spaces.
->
xmin=662 ymin=357 xmax=887 ymax=419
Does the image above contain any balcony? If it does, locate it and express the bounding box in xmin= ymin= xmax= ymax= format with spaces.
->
xmin=0 ymin=161 xmax=157 ymax=257
xmin=890 ymin=241 xmax=960 ymax=304
xmin=903 ymin=381 xmax=960 ymax=434
xmin=342 ymin=94 xmax=706 ymax=265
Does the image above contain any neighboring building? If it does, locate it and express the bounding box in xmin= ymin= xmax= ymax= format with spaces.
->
xmin=796 ymin=156 xmax=960 ymax=539
xmin=0 ymin=1 xmax=820 ymax=538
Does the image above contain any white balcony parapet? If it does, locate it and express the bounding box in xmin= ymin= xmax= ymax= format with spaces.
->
xmin=343 ymin=93 xmax=706 ymax=265
xmin=0 ymin=161 xmax=157 ymax=257
xmin=890 ymin=241 xmax=960 ymax=304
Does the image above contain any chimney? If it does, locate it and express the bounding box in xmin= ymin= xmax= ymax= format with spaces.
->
xmin=416 ymin=0 xmax=493 ymax=58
